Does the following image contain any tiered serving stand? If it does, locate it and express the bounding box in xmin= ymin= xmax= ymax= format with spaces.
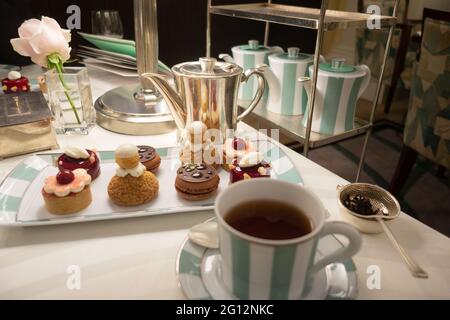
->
xmin=206 ymin=0 xmax=400 ymax=181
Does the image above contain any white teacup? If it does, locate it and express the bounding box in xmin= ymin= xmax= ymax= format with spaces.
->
xmin=215 ymin=179 xmax=362 ymax=300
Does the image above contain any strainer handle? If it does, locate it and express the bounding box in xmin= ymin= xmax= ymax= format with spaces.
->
xmin=312 ymin=221 xmax=362 ymax=274
xmin=377 ymin=217 xmax=429 ymax=279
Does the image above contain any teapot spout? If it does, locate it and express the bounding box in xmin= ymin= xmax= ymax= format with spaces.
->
xmin=141 ymin=73 xmax=186 ymax=130
xmin=219 ymin=54 xmax=235 ymax=64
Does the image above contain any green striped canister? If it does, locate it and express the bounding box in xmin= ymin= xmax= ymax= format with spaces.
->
xmin=231 ymin=40 xmax=283 ymax=102
xmin=266 ymin=48 xmax=315 ymax=116
xmin=302 ymin=61 xmax=371 ymax=135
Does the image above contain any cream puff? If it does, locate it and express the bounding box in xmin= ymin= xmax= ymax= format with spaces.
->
xmin=108 ymin=144 xmax=159 ymax=206
xmin=115 ymin=144 xmax=141 ymax=170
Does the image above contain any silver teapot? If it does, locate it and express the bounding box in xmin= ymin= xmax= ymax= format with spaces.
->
xmin=141 ymin=57 xmax=265 ymax=141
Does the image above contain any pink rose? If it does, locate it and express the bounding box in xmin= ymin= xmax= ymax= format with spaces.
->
xmin=10 ymin=16 xmax=72 ymax=68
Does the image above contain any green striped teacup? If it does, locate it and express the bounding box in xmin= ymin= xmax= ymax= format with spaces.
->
xmin=215 ymin=179 xmax=362 ymax=300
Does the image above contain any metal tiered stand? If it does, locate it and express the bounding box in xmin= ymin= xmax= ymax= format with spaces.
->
xmin=206 ymin=0 xmax=399 ymax=182
xmin=95 ymin=0 xmax=175 ymax=136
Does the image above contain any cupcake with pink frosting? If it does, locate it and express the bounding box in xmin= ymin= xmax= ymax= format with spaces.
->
xmin=42 ymin=168 xmax=92 ymax=215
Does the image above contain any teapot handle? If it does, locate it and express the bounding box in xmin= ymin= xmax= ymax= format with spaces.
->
xmin=270 ymin=46 xmax=284 ymax=54
xmin=237 ymin=68 xmax=266 ymax=122
xmin=358 ymin=65 xmax=372 ymax=98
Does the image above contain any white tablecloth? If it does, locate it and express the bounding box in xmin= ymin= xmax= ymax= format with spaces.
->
xmin=0 ymin=66 xmax=449 ymax=300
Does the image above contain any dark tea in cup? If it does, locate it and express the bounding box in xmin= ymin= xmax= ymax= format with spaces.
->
xmin=225 ymin=200 xmax=314 ymax=240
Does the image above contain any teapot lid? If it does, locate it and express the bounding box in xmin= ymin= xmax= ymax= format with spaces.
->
xmin=175 ymin=57 xmax=242 ymax=78
xmin=319 ymin=58 xmax=356 ymax=73
xmin=270 ymin=47 xmax=312 ymax=61
xmin=239 ymin=40 xmax=270 ymax=52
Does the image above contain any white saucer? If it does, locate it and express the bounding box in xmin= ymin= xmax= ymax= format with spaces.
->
xmin=176 ymin=234 xmax=358 ymax=300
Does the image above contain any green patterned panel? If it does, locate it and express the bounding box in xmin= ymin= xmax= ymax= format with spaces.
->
xmin=404 ymin=18 xmax=450 ymax=169
xmin=357 ymin=1 xmax=411 ymax=89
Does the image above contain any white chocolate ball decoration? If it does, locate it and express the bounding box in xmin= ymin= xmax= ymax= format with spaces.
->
xmin=115 ymin=144 xmax=139 ymax=159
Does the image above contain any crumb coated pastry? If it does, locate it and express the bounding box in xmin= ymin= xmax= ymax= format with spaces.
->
xmin=230 ymin=152 xmax=271 ymax=184
xmin=108 ymin=144 xmax=159 ymax=206
xmin=115 ymin=144 xmax=141 ymax=170
xmin=58 ymin=146 xmax=101 ymax=180
xmin=138 ymin=145 xmax=161 ymax=173
xmin=42 ymin=169 xmax=92 ymax=215
xmin=175 ymin=164 xmax=220 ymax=201
xmin=108 ymin=171 xmax=159 ymax=206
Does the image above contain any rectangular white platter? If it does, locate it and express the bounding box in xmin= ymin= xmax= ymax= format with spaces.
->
xmin=0 ymin=144 xmax=303 ymax=227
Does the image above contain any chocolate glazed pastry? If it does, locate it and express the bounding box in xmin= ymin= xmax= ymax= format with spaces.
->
xmin=138 ymin=146 xmax=161 ymax=173
xmin=175 ymin=164 xmax=220 ymax=201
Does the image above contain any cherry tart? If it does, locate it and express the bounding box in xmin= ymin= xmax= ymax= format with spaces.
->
xmin=57 ymin=148 xmax=101 ymax=180
xmin=229 ymin=152 xmax=271 ymax=184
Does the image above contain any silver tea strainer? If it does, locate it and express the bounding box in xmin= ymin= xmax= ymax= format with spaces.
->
xmin=337 ymin=183 xmax=428 ymax=279
xmin=338 ymin=183 xmax=400 ymax=220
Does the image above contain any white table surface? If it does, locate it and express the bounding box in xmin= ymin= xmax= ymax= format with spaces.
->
xmin=0 ymin=66 xmax=449 ymax=300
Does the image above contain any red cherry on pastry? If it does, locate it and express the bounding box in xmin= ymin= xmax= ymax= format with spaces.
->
xmin=57 ymin=169 xmax=75 ymax=185
xmin=233 ymin=138 xmax=246 ymax=151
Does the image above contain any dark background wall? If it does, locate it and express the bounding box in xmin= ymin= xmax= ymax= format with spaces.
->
xmin=0 ymin=0 xmax=319 ymax=67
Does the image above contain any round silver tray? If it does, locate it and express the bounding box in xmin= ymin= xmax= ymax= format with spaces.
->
xmin=95 ymin=83 xmax=176 ymax=136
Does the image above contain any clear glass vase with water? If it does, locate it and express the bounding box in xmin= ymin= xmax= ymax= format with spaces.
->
xmin=45 ymin=67 xmax=96 ymax=135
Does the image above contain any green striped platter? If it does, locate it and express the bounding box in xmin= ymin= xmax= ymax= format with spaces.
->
xmin=0 ymin=144 xmax=303 ymax=227
xmin=176 ymin=219 xmax=358 ymax=300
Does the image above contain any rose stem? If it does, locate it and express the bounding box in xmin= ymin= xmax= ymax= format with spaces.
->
xmin=55 ymin=62 xmax=81 ymax=125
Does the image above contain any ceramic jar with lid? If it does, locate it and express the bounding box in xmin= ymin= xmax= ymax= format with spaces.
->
xmin=301 ymin=58 xmax=371 ymax=135
xmin=260 ymin=47 xmax=318 ymax=116
xmin=220 ymin=40 xmax=283 ymax=101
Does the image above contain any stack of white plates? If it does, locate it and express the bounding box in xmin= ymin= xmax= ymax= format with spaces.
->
xmin=77 ymin=32 xmax=171 ymax=77
xmin=77 ymin=45 xmax=139 ymax=77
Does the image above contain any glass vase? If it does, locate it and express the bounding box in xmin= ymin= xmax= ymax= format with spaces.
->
xmin=45 ymin=67 xmax=96 ymax=135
